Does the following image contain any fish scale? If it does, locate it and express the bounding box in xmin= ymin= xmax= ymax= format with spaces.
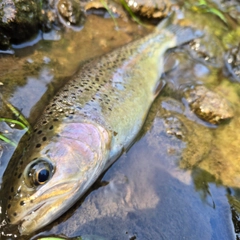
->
xmin=2 ymin=14 xmax=202 ymax=235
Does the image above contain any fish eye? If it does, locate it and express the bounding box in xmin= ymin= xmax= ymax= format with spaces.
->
xmin=24 ymin=159 xmax=55 ymax=187
xmin=36 ymin=168 xmax=50 ymax=184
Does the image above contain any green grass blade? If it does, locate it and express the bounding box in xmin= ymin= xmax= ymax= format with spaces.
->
xmin=119 ymin=0 xmax=144 ymax=26
xmin=4 ymin=101 xmax=31 ymax=133
xmin=100 ymin=0 xmax=119 ymax=29
xmin=0 ymin=134 xmax=17 ymax=147
xmin=0 ymin=117 xmax=29 ymax=130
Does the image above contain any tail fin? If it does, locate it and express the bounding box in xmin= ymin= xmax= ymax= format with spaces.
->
xmin=156 ymin=11 xmax=203 ymax=46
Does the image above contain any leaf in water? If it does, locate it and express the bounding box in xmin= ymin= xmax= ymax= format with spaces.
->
xmin=185 ymin=0 xmax=227 ymax=25
xmin=205 ymin=7 xmax=227 ymax=24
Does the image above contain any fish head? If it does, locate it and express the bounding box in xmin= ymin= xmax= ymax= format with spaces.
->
xmin=4 ymin=121 xmax=110 ymax=235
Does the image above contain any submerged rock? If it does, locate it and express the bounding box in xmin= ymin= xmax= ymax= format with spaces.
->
xmin=58 ymin=0 xmax=84 ymax=27
xmin=225 ymin=44 xmax=240 ymax=82
xmin=83 ymin=0 xmax=174 ymax=19
xmin=184 ymin=85 xmax=234 ymax=124
xmin=122 ymin=0 xmax=174 ymax=18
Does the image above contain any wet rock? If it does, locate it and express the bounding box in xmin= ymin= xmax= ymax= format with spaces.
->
xmin=0 ymin=0 xmax=86 ymax=50
xmin=164 ymin=116 xmax=186 ymax=139
xmin=83 ymin=0 xmax=126 ymax=18
xmin=184 ymin=85 xmax=234 ymax=124
xmin=0 ymin=0 xmax=40 ymax=48
xmin=225 ymin=44 xmax=240 ymax=82
xmin=0 ymin=32 xmax=10 ymax=50
xmin=123 ymin=0 xmax=174 ymax=18
xmin=84 ymin=0 xmax=174 ymax=19
xmin=187 ymin=36 xmax=224 ymax=68
xmin=57 ymin=0 xmax=85 ymax=29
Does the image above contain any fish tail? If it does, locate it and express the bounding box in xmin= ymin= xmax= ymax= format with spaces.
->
xmin=156 ymin=11 xmax=203 ymax=46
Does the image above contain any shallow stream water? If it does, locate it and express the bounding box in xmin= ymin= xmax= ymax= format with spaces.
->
xmin=1 ymin=3 xmax=240 ymax=240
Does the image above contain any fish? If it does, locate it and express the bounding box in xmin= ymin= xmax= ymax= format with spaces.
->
xmin=2 ymin=13 xmax=202 ymax=235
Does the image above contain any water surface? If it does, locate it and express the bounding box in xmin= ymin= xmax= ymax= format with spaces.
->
xmin=0 ymin=5 xmax=240 ymax=240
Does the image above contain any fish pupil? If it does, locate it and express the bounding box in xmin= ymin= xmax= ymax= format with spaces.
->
xmin=38 ymin=169 xmax=49 ymax=183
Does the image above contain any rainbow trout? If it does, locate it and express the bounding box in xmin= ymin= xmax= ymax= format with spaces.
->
xmin=2 ymin=15 xmax=201 ymax=235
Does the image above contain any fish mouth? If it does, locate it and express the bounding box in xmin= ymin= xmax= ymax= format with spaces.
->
xmin=17 ymin=181 xmax=80 ymax=235
xmin=20 ymin=202 xmax=46 ymax=224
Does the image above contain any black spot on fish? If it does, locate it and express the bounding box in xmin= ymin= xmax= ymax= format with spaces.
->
xmin=11 ymin=187 xmax=14 ymax=192
xmin=7 ymin=204 xmax=11 ymax=209
xmin=8 ymin=196 xmax=11 ymax=200
xmin=20 ymin=201 xmax=25 ymax=206
xmin=37 ymin=130 xmax=42 ymax=134
xmin=42 ymin=137 xmax=47 ymax=141
xmin=36 ymin=143 xmax=41 ymax=148
xmin=18 ymin=173 xmax=22 ymax=178
xmin=49 ymin=125 xmax=54 ymax=130
xmin=13 ymin=212 xmax=17 ymax=216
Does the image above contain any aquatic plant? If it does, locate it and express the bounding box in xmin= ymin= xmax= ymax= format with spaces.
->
xmin=0 ymin=100 xmax=31 ymax=147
